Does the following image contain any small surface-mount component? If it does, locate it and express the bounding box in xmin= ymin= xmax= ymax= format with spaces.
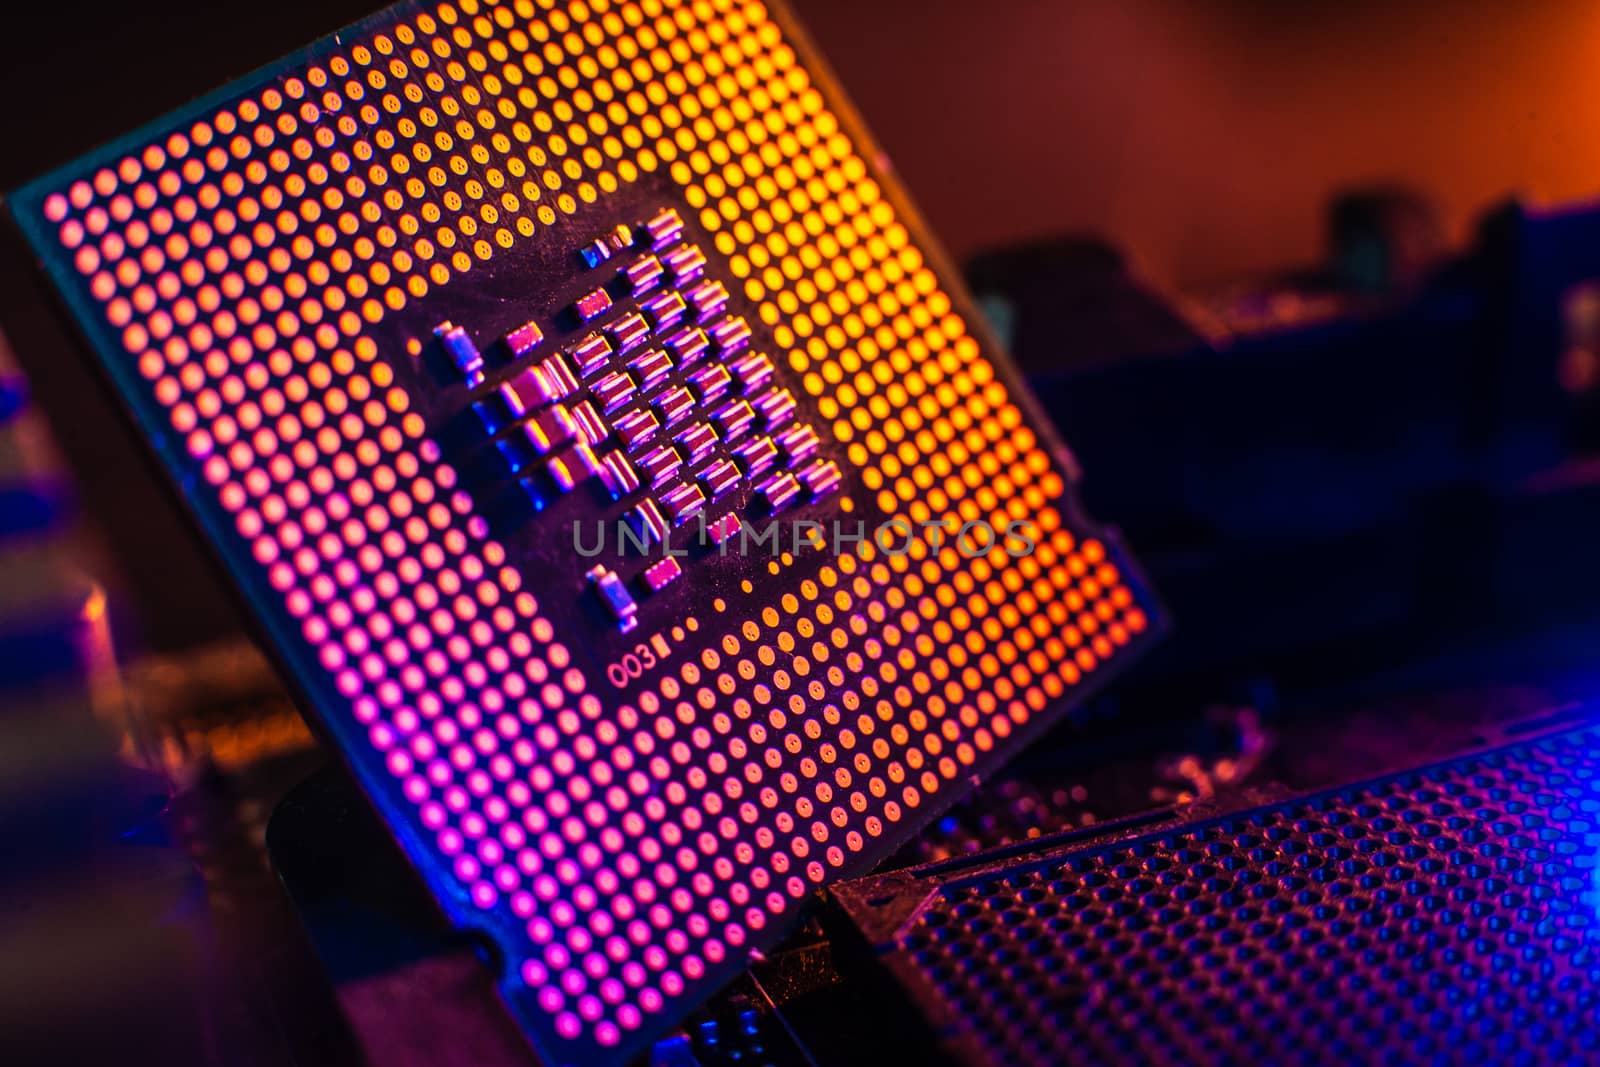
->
xmin=591 ymin=371 xmax=637 ymax=413
xmin=797 ymin=458 xmax=842 ymax=498
xmin=639 ymin=556 xmax=682 ymax=594
xmin=684 ymin=279 xmax=730 ymax=321
xmin=432 ymin=321 xmax=484 ymax=382
xmin=579 ymin=238 xmax=612 ymax=269
xmin=663 ymin=325 xmax=710 ymax=366
xmin=545 ymin=441 xmax=599 ymax=491
xmin=627 ymin=347 xmax=673 ymax=392
xmin=605 ymin=311 xmax=651 ymax=356
xmin=686 ymin=364 xmax=732 ymax=405
xmin=623 ymin=499 xmax=669 ymax=546
xmin=708 ymin=316 xmax=752 ymax=355
xmin=674 ymin=422 xmax=718 ymax=466
xmin=538 ymin=353 xmax=579 ymax=398
xmin=652 ymin=385 xmax=694 ymax=428
xmin=569 ymin=400 xmax=608 ymax=449
xmin=752 ymin=388 xmax=798 ymax=429
xmin=639 ymin=290 xmax=688 ymax=332
xmin=697 ymin=458 xmax=741 ymax=500
xmin=613 ymin=408 xmax=660 ymax=450
xmin=773 ymin=423 xmax=820 ymax=463
xmin=608 ymin=223 xmax=634 ymax=251
xmin=568 ymin=332 xmax=613 ymax=378
xmin=662 ymin=244 xmax=707 ymax=284
xmin=573 ymin=287 xmax=613 ymax=322
xmin=659 ymin=482 xmax=707 ymax=526
xmin=635 ymin=445 xmax=683 ymax=488
xmin=644 ymin=207 xmax=685 ymax=248
xmin=755 ymin=471 xmax=802 ymax=512
xmin=523 ymin=406 xmax=578 ymax=454
xmin=734 ymin=435 xmax=778 ymax=477
xmin=728 ymin=351 xmax=775 ymax=392
xmin=624 ymin=254 xmax=665 ymax=295
xmin=710 ymin=399 xmax=756 ymax=442
xmin=505 ymin=364 xmax=562 ymax=410
xmin=703 ymin=512 xmax=742 ymax=548
xmin=597 ymin=451 xmax=640 ymax=500
xmin=586 ymin=565 xmax=638 ymax=632
xmin=502 ymin=319 xmax=545 ymax=362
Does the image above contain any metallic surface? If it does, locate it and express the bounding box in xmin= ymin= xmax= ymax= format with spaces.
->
xmin=833 ymin=711 xmax=1600 ymax=1067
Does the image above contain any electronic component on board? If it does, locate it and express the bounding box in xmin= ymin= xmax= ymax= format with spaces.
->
xmin=568 ymin=332 xmax=613 ymax=378
xmin=573 ymin=287 xmax=612 ymax=323
xmin=586 ymin=566 xmax=637 ymax=633
xmin=640 ymin=556 xmax=683 ymax=594
xmin=432 ymin=322 xmax=483 ymax=383
xmin=605 ymin=311 xmax=651 ymax=356
xmin=502 ymin=319 xmax=544 ymax=362
xmin=644 ymin=207 xmax=686 ymax=249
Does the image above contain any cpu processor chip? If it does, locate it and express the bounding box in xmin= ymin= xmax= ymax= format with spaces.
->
xmin=5 ymin=1 xmax=1160 ymax=1061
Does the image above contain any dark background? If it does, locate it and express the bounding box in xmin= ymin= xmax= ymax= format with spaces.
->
xmin=5 ymin=0 xmax=1600 ymax=655
xmin=6 ymin=0 xmax=1600 ymax=288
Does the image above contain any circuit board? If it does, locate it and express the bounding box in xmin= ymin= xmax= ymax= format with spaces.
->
xmin=5 ymin=1 xmax=1160 ymax=1062
xmin=831 ymin=717 xmax=1600 ymax=1067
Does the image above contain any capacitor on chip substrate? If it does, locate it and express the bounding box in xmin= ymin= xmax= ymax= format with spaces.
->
xmin=664 ymin=325 xmax=710 ymax=366
xmin=774 ymin=423 xmax=821 ymax=463
xmin=624 ymin=499 xmax=669 ymax=546
xmin=711 ymin=399 xmax=757 ymax=442
xmin=684 ymin=279 xmax=730 ymax=321
xmin=798 ymin=458 xmax=843 ymax=499
xmin=432 ymin=321 xmax=484 ymax=383
xmin=697 ymin=458 xmax=742 ymax=501
xmin=613 ymin=408 xmax=660 ymax=450
xmin=523 ymin=406 xmax=578 ymax=454
xmin=579 ymin=238 xmax=613 ymax=269
xmin=752 ymin=388 xmax=798 ymax=429
xmin=628 ymin=347 xmax=674 ymax=392
xmin=640 ymin=290 xmax=688 ymax=332
xmin=635 ymin=445 xmax=683 ymax=489
xmin=645 ymin=207 xmax=686 ymax=248
xmin=704 ymin=512 xmax=742 ymax=548
xmin=573 ymin=287 xmax=613 ymax=322
xmin=592 ymin=371 xmax=637 ymax=413
xmin=625 ymin=254 xmax=665 ymax=295
xmin=662 ymin=244 xmax=708 ymax=284
xmin=598 ymin=452 xmax=641 ymax=499
xmin=639 ymin=556 xmax=682 ymax=594
xmin=728 ymin=351 xmax=775 ymax=392
xmin=569 ymin=332 xmax=614 ymax=378
xmin=605 ymin=311 xmax=651 ymax=356
xmin=570 ymin=400 xmax=608 ymax=449
xmin=708 ymin=316 xmax=753 ymax=355
xmin=504 ymin=364 xmax=562 ymax=410
xmin=653 ymin=385 xmax=694 ymax=428
xmin=586 ymin=565 xmax=638 ymax=631
xmin=734 ymin=436 xmax=779 ymax=477
xmin=687 ymin=364 xmax=732 ymax=405
xmin=756 ymin=471 xmax=803 ymax=512
xmin=659 ymin=482 xmax=707 ymax=526
xmin=674 ymin=423 xmax=718 ymax=466
xmin=545 ymin=442 xmax=599 ymax=492
xmin=502 ymin=319 xmax=545 ymax=361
